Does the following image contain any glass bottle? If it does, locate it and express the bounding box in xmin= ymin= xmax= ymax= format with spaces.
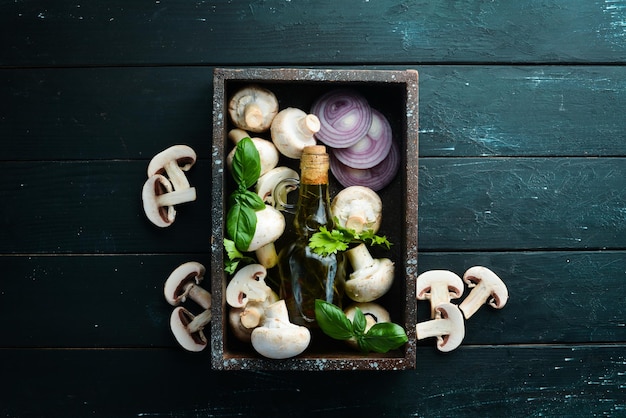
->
xmin=277 ymin=145 xmax=346 ymax=326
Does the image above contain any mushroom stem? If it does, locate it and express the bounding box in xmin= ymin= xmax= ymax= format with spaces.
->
xmin=187 ymin=309 xmax=212 ymax=333
xmin=243 ymin=103 xmax=265 ymax=131
xmin=296 ymin=114 xmax=321 ymax=137
xmin=164 ymin=159 xmax=191 ymax=191
xmin=346 ymin=243 xmax=375 ymax=271
xmin=184 ymin=282 xmax=212 ymax=310
xmin=416 ymin=316 xmax=456 ymax=340
xmin=415 ymin=303 xmax=465 ymax=352
xmin=155 ymin=187 xmax=197 ymax=207
xmin=256 ymin=243 xmax=279 ymax=269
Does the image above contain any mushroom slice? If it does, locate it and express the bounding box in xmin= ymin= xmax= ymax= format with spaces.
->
xmin=459 ymin=266 xmax=509 ymax=319
xmin=142 ymin=174 xmax=197 ymax=227
xmin=344 ymin=243 xmax=394 ymax=302
xmin=147 ymin=145 xmax=197 ymax=191
xmin=163 ymin=261 xmax=211 ymax=309
xmin=416 ymin=303 xmax=465 ymax=352
xmin=416 ymin=270 xmax=464 ymax=319
xmin=331 ymin=186 xmax=383 ymax=233
xmin=228 ymin=85 xmax=279 ymax=133
xmin=225 ymin=264 xmax=272 ymax=308
xmin=170 ymin=306 xmax=212 ymax=352
xmin=251 ymin=300 xmax=311 ymax=359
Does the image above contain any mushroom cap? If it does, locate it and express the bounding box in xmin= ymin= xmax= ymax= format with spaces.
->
xmin=147 ymin=144 xmax=197 ymax=177
xmin=415 ymin=270 xmax=464 ymax=301
xmin=459 ymin=266 xmax=509 ymax=319
xmin=331 ymin=186 xmax=383 ymax=233
xmin=345 ymin=258 xmax=395 ymax=302
xmin=255 ymin=166 xmax=299 ymax=206
xmin=245 ymin=205 xmax=285 ymax=252
xmin=228 ymin=307 xmax=253 ymax=343
xmin=226 ymin=135 xmax=279 ymax=177
xmin=228 ymin=85 xmax=279 ymax=132
xmin=225 ymin=264 xmax=271 ymax=308
xmin=270 ymin=107 xmax=320 ymax=159
xmin=416 ymin=303 xmax=465 ymax=353
xmin=170 ymin=306 xmax=208 ymax=352
xmin=250 ymin=300 xmax=311 ymax=359
xmin=163 ymin=261 xmax=209 ymax=307
xmin=142 ymin=174 xmax=176 ymax=227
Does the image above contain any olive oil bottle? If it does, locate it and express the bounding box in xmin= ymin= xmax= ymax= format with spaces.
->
xmin=278 ymin=145 xmax=346 ymax=326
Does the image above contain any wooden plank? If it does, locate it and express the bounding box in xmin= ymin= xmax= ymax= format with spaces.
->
xmin=2 ymin=158 xmax=625 ymax=253
xmin=1 ymin=251 xmax=623 ymax=347
xmin=0 ymin=345 xmax=624 ymax=417
xmin=2 ymin=1 xmax=626 ymax=67
xmin=2 ymin=66 xmax=626 ymax=160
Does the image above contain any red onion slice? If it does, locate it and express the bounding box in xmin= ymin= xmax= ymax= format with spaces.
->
xmin=330 ymin=141 xmax=400 ymax=191
xmin=332 ymin=109 xmax=393 ymax=169
xmin=310 ymin=89 xmax=372 ymax=148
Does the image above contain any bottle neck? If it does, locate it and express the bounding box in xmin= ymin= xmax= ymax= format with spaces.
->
xmin=294 ymin=145 xmax=333 ymax=237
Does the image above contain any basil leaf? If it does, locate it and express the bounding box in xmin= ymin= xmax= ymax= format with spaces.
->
xmin=234 ymin=189 xmax=266 ymax=211
xmin=358 ymin=322 xmax=408 ymax=353
xmin=315 ymin=300 xmax=355 ymax=340
xmin=352 ymin=307 xmax=367 ymax=337
xmin=232 ymin=137 xmax=261 ymax=190
xmin=226 ymin=203 xmax=257 ymax=251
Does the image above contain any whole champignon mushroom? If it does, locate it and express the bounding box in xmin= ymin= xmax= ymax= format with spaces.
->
xmin=245 ymin=205 xmax=286 ymax=269
xmin=344 ymin=302 xmax=391 ymax=349
xmin=459 ymin=266 xmax=509 ymax=319
xmin=416 ymin=270 xmax=464 ymax=319
xmin=142 ymin=174 xmax=197 ymax=227
xmin=255 ymin=166 xmax=299 ymax=207
xmin=226 ymin=129 xmax=279 ymax=177
xmin=229 ymin=290 xmax=279 ymax=342
xmin=344 ymin=243 xmax=395 ymax=302
xmin=170 ymin=306 xmax=212 ymax=352
xmin=147 ymin=145 xmax=197 ymax=191
xmin=228 ymin=85 xmax=279 ymax=133
xmin=163 ymin=261 xmax=211 ymax=310
xmin=251 ymin=299 xmax=311 ymax=359
xmin=415 ymin=302 xmax=465 ymax=352
xmin=331 ymin=186 xmax=383 ymax=233
xmin=270 ymin=107 xmax=321 ymax=159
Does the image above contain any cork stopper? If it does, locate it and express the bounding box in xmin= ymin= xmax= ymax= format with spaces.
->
xmin=300 ymin=145 xmax=329 ymax=185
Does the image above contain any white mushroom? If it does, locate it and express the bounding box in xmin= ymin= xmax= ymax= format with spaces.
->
xmin=270 ymin=107 xmax=320 ymax=159
xmin=229 ymin=290 xmax=279 ymax=342
xmin=228 ymin=85 xmax=279 ymax=133
xmin=415 ymin=302 xmax=465 ymax=352
xmin=245 ymin=205 xmax=286 ymax=268
xmin=147 ymin=145 xmax=197 ymax=191
xmin=459 ymin=266 xmax=509 ymax=319
xmin=251 ymin=299 xmax=311 ymax=359
xmin=344 ymin=243 xmax=395 ymax=302
xmin=142 ymin=174 xmax=197 ymax=227
xmin=170 ymin=306 xmax=212 ymax=352
xmin=344 ymin=302 xmax=391 ymax=349
xmin=226 ymin=264 xmax=272 ymax=309
xmin=226 ymin=129 xmax=279 ymax=177
xmin=163 ymin=261 xmax=211 ymax=309
xmin=255 ymin=166 xmax=299 ymax=207
xmin=416 ymin=270 xmax=464 ymax=319
xmin=331 ymin=186 xmax=383 ymax=233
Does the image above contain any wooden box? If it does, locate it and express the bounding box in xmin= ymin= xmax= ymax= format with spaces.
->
xmin=210 ymin=68 xmax=419 ymax=370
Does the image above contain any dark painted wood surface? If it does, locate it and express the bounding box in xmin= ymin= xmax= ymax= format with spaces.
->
xmin=1 ymin=0 xmax=625 ymax=416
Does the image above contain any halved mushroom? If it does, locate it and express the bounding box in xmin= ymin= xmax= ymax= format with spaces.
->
xmin=459 ymin=266 xmax=509 ymax=319
xmin=251 ymin=299 xmax=311 ymax=359
xmin=416 ymin=302 xmax=465 ymax=352
xmin=270 ymin=107 xmax=320 ymax=159
xmin=228 ymin=85 xmax=279 ymax=133
xmin=226 ymin=264 xmax=272 ymax=309
xmin=255 ymin=166 xmax=299 ymax=207
xmin=226 ymin=129 xmax=280 ymax=177
xmin=344 ymin=243 xmax=395 ymax=302
xmin=170 ymin=306 xmax=212 ymax=352
xmin=163 ymin=261 xmax=211 ymax=310
xmin=416 ymin=270 xmax=464 ymax=319
xmin=147 ymin=145 xmax=197 ymax=191
xmin=331 ymin=186 xmax=383 ymax=233
xmin=142 ymin=174 xmax=197 ymax=227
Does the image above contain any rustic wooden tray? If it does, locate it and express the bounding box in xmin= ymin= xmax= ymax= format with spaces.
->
xmin=211 ymin=68 xmax=419 ymax=370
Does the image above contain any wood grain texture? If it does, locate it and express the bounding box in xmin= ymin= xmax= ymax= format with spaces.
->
xmin=2 ymin=66 xmax=626 ymax=160
xmin=1 ymin=0 xmax=626 ymax=66
xmin=0 ymin=346 xmax=624 ymax=417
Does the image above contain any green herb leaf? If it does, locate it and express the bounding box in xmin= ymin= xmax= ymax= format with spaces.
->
xmin=232 ymin=137 xmax=261 ymax=189
xmin=314 ymin=299 xmax=354 ymax=340
xmin=358 ymin=322 xmax=409 ymax=353
xmin=233 ymin=189 xmax=265 ymax=211
xmin=308 ymin=223 xmax=392 ymax=257
xmin=351 ymin=307 xmax=367 ymax=337
xmin=226 ymin=203 xmax=257 ymax=251
xmin=223 ymin=238 xmax=256 ymax=274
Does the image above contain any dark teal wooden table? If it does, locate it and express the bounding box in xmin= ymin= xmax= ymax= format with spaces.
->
xmin=1 ymin=1 xmax=625 ymax=416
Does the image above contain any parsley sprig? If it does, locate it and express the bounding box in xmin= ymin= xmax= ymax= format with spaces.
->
xmin=308 ymin=222 xmax=392 ymax=257
xmin=315 ymin=300 xmax=408 ymax=353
